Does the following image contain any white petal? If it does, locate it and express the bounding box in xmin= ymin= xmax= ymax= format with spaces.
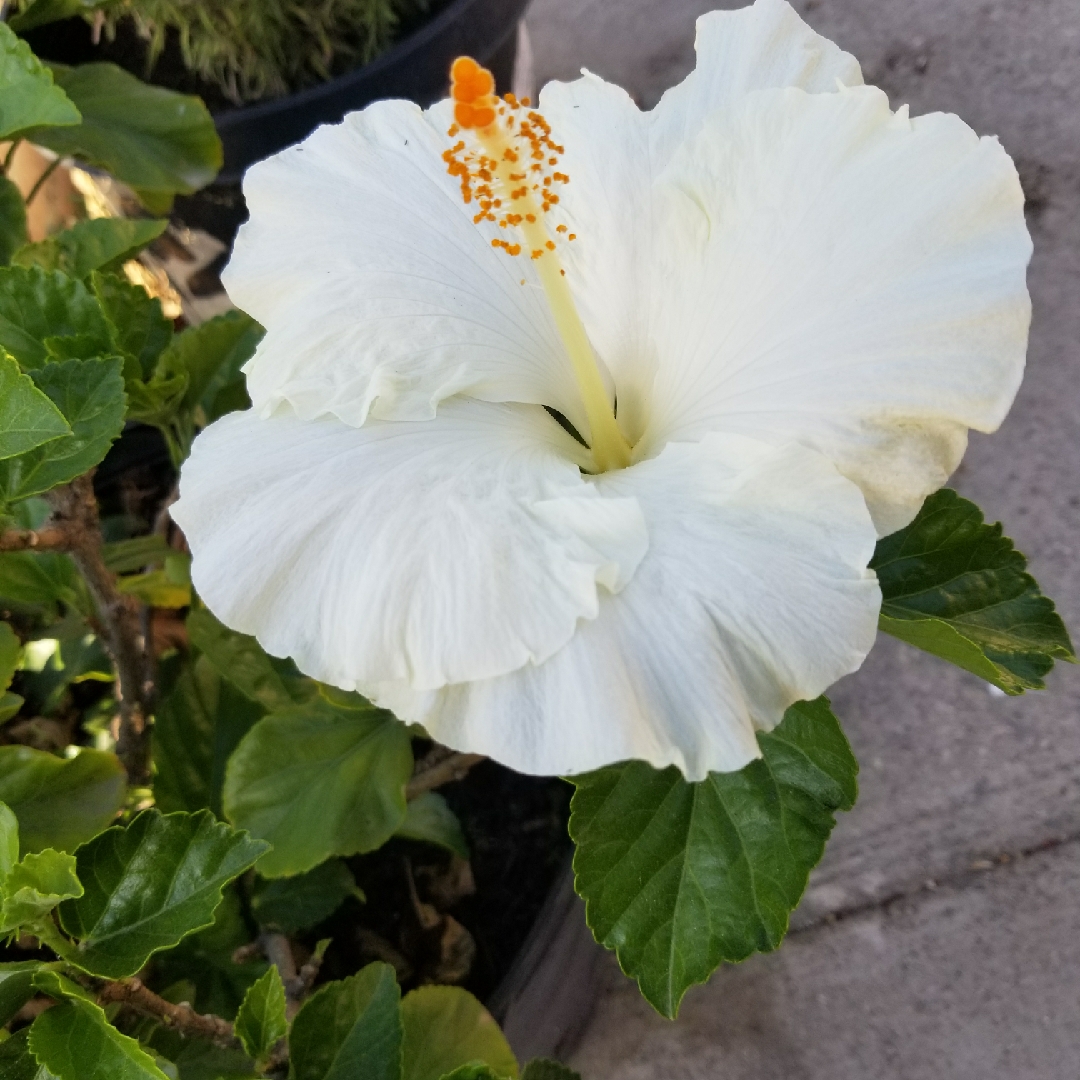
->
xmin=376 ymin=434 xmax=881 ymax=781
xmin=639 ymin=85 xmax=1031 ymax=535
xmin=173 ymin=402 xmax=647 ymax=692
xmin=225 ymin=100 xmax=589 ymax=433
xmin=539 ymin=0 xmax=861 ymax=443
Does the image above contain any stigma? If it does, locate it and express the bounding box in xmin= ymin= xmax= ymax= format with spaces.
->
xmin=443 ymin=57 xmax=631 ymax=472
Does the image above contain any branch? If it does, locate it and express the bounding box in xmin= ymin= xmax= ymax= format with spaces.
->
xmin=98 ymin=978 xmax=238 ymax=1049
xmin=45 ymin=475 xmax=154 ymax=784
xmin=24 ymin=156 xmax=61 ymax=207
xmin=0 ymin=525 xmax=73 ymax=552
xmin=405 ymin=747 xmax=485 ymax=801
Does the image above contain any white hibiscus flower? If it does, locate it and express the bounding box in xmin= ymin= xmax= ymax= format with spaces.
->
xmin=173 ymin=0 xmax=1030 ymax=780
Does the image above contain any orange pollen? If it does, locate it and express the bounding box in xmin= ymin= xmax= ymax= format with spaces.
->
xmin=445 ymin=57 xmax=576 ymax=263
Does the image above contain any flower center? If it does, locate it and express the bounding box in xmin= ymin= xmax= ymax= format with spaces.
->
xmin=445 ymin=56 xmax=632 ymax=472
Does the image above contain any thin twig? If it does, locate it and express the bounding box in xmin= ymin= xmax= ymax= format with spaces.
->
xmin=24 ymin=157 xmax=61 ymax=207
xmin=0 ymin=525 xmax=73 ymax=552
xmin=260 ymin=931 xmax=301 ymax=998
xmin=99 ymin=978 xmax=238 ymax=1049
xmin=2 ymin=139 xmax=21 ymax=177
xmin=45 ymin=475 xmax=154 ymax=784
xmin=405 ymin=749 xmax=485 ymax=801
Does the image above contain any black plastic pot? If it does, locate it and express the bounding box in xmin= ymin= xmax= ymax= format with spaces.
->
xmin=213 ymin=0 xmax=529 ymax=183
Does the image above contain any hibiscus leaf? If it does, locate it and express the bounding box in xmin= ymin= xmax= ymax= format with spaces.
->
xmin=0 ymin=1028 xmax=54 ymax=1080
xmin=28 ymin=997 xmax=170 ymax=1080
xmin=156 ymin=310 xmax=263 ymax=416
xmin=0 ymin=962 xmax=44 ymax=1028
xmin=0 ymin=848 xmax=82 ymax=931
xmin=288 ymin=963 xmax=401 ymax=1080
xmin=873 ymin=489 xmax=1076 ymax=692
xmin=222 ymin=696 xmax=412 ymax=877
xmin=0 ymin=23 xmax=80 ymax=141
xmin=26 ymin=63 xmax=221 ymax=200
xmin=0 ymin=350 xmax=71 ymax=462
xmin=0 ymin=549 xmax=83 ymax=611
xmin=13 ymin=218 xmax=168 ymax=279
xmin=395 ymin=792 xmax=470 ymax=859
xmin=185 ymin=607 xmax=307 ymax=712
xmin=401 ymin=985 xmax=519 ymax=1080
xmin=0 ymin=746 xmax=125 ymax=854
xmin=89 ymin=272 xmax=173 ymax=379
xmin=153 ymin=654 xmax=264 ymax=817
xmin=250 ymin=858 xmax=360 ymax=934
xmin=57 ymin=808 xmax=268 ymax=978
xmin=0 ymin=357 xmax=126 ymax=503
xmin=0 ymin=799 xmax=19 ymax=876
xmin=0 ymin=178 xmax=28 ymax=267
xmin=234 ymin=965 xmax=287 ymax=1065
xmin=569 ymin=697 xmax=856 ymax=1018
xmin=0 ymin=266 xmax=112 ymax=370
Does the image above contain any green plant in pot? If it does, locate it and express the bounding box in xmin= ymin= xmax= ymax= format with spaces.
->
xmin=94 ymin=0 xmax=445 ymax=104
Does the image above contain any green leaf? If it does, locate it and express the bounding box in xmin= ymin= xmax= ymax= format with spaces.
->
xmin=28 ymin=64 xmax=221 ymax=199
xmin=0 ymin=551 xmax=82 ymax=610
xmin=520 ymin=1063 xmax=581 ymax=1080
xmin=58 ymin=809 xmax=268 ymax=978
xmin=0 ymin=692 xmax=23 ymax=723
xmin=185 ymin=608 xmax=303 ymax=712
xmin=0 ymin=961 xmax=44 ymax=1027
xmin=150 ymin=1039 xmax=253 ymax=1080
xmin=90 ymin=272 xmax=173 ymax=379
xmin=401 ymin=986 xmax=518 ymax=1080
xmin=438 ymin=1068 xmax=503 ymax=1080
xmin=157 ymin=311 xmax=262 ymax=416
xmin=0 ymin=746 xmax=125 ymax=854
xmin=29 ymin=997 xmax=170 ymax=1080
xmin=0 ymin=350 xmax=71 ymax=461
xmin=250 ymin=858 xmax=360 ymax=934
xmin=0 ymin=357 xmax=126 ymax=502
xmin=223 ymin=697 xmax=412 ymax=878
xmin=8 ymin=0 xmax=109 ymax=33
xmin=153 ymin=656 xmax=264 ymax=818
xmin=0 ymin=801 xmax=19 ymax=879
xmin=396 ymin=793 xmax=470 ymax=859
xmin=14 ymin=219 xmax=168 ymax=280
xmin=569 ymin=697 xmax=857 ymax=1018
xmin=0 ymin=178 xmax=28 ymax=268
xmin=116 ymin=568 xmax=190 ymax=608
xmin=29 ymin=968 xmax=94 ymax=1004
xmin=288 ymin=963 xmax=402 ymax=1080
xmin=152 ymin=886 xmax=266 ymax=1022
xmin=101 ymin=535 xmax=171 ymax=574
xmin=0 ymin=848 xmax=82 ymax=930
xmin=0 ymin=23 xmax=80 ymax=141
xmin=873 ymin=489 xmax=1076 ymax=692
xmin=0 ymin=266 xmax=112 ymax=370
xmin=234 ymin=967 xmax=286 ymax=1064
xmin=0 ymin=1027 xmax=58 ymax=1080
xmin=123 ymin=369 xmax=188 ymax=430
xmin=0 ymin=623 xmax=20 ymax=692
